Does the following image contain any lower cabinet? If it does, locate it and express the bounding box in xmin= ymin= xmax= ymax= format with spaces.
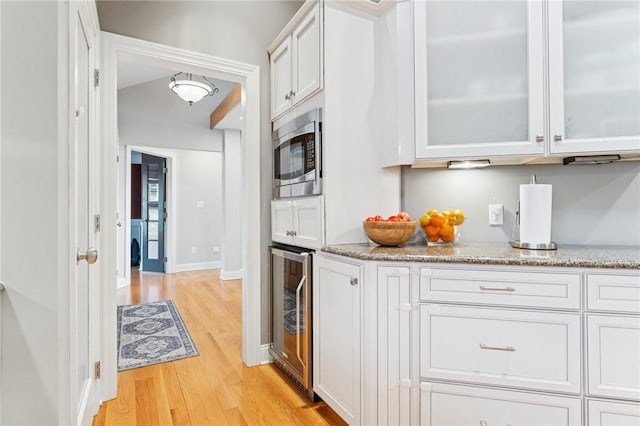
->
xmin=420 ymin=382 xmax=583 ymax=426
xmin=313 ymin=255 xmax=361 ymax=425
xmin=588 ymin=399 xmax=640 ymax=426
xmin=313 ymin=256 xmax=639 ymax=426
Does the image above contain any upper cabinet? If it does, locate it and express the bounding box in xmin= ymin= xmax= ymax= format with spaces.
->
xmin=548 ymin=1 xmax=640 ymax=154
xmin=270 ymin=1 xmax=323 ymax=120
xmin=408 ymin=0 xmax=640 ymax=165
xmin=414 ymin=0 xmax=546 ymax=159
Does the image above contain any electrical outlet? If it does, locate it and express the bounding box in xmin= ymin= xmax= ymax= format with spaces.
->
xmin=212 ymin=247 xmax=220 ymax=253
xmin=196 ymin=201 xmax=205 ymax=208
xmin=489 ymin=204 xmax=504 ymax=225
xmin=191 ymin=246 xmax=197 ymax=254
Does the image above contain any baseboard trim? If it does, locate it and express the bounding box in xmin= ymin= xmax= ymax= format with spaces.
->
xmin=259 ymin=343 xmax=272 ymax=365
xmin=117 ymin=277 xmax=129 ymax=289
xmin=220 ymin=269 xmax=243 ymax=280
xmin=175 ymin=261 xmax=222 ymax=272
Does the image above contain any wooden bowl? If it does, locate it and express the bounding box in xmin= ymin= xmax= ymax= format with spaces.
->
xmin=363 ymin=221 xmax=417 ymax=246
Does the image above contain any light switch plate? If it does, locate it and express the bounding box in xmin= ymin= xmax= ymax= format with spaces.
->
xmin=489 ymin=204 xmax=504 ymax=225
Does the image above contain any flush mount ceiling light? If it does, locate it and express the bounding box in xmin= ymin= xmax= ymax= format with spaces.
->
xmin=447 ymin=159 xmax=491 ymax=169
xmin=168 ymin=72 xmax=219 ymax=106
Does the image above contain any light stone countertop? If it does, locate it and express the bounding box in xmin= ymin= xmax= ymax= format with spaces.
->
xmin=321 ymin=242 xmax=640 ymax=270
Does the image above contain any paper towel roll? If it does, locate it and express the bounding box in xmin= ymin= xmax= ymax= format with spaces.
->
xmin=519 ymin=183 xmax=552 ymax=244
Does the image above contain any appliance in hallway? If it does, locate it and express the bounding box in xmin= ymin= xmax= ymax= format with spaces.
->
xmin=269 ymin=244 xmax=314 ymax=400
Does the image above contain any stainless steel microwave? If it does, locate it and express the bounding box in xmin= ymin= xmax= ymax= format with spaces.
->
xmin=272 ymin=109 xmax=321 ymax=198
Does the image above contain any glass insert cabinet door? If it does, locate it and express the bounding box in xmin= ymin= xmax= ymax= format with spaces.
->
xmin=548 ymin=0 xmax=640 ymax=154
xmin=414 ymin=0 xmax=545 ymax=159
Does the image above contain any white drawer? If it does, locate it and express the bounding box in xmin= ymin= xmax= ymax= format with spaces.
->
xmin=420 ymin=305 xmax=581 ymax=393
xmin=588 ymin=399 xmax=640 ymax=426
xmin=588 ymin=315 xmax=640 ymax=401
xmin=587 ymin=273 xmax=640 ymax=314
xmin=420 ymin=382 xmax=582 ymax=426
xmin=419 ymin=267 xmax=581 ymax=310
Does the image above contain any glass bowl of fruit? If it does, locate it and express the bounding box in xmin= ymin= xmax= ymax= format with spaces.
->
xmin=363 ymin=212 xmax=417 ymax=246
xmin=418 ymin=209 xmax=465 ymax=245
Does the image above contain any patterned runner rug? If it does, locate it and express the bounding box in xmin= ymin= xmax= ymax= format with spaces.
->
xmin=117 ymin=300 xmax=199 ymax=371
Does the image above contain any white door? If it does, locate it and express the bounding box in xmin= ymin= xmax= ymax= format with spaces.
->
xmin=70 ymin=3 xmax=100 ymax=425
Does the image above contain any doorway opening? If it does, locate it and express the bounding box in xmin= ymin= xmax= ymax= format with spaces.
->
xmin=101 ymin=32 xmax=263 ymax=403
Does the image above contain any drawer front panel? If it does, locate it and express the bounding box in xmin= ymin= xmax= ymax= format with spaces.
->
xmin=420 ymin=305 xmax=581 ymax=393
xmin=587 ymin=274 xmax=640 ymax=313
xmin=588 ymin=315 xmax=640 ymax=401
xmin=420 ymin=382 xmax=582 ymax=426
xmin=588 ymin=399 xmax=640 ymax=426
xmin=419 ymin=268 xmax=581 ymax=309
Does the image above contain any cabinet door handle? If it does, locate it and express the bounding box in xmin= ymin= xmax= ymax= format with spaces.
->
xmin=554 ymin=134 xmax=562 ymax=141
xmin=479 ymin=286 xmax=515 ymax=292
xmin=291 ymin=231 xmax=297 ymax=237
xmin=350 ymin=277 xmax=358 ymax=286
xmin=535 ymin=135 xmax=544 ymax=142
xmin=284 ymin=93 xmax=290 ymax=100
xmin=480 ymin=344 xmax=515 ymax=352
xmin=289 ymin=89 xmax=296 ymax=97
xmin=285 ymin=231 xmax=291 ymax=236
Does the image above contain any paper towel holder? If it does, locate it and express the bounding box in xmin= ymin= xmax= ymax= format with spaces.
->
xmin=509 ymin=175 xmax=557 ymax=250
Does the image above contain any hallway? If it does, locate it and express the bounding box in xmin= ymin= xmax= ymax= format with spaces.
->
xmin=92 ymin=269 xmax=345 ymax=425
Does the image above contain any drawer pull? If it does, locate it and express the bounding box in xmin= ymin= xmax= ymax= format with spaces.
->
xmin=480 ymin=344 xmax=515 ymax=352
xmin=479 ymin=286 xmax=515 ymax=292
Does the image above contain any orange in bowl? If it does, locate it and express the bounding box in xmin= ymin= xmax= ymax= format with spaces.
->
xmin=363 ymin=220 xmax=417 ymax=246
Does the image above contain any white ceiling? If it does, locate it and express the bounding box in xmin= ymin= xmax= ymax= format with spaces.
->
xmin=117 ymin=59 xmax=244 ymax=130
xmin=117 ymin=60 xmax=174 ymax=90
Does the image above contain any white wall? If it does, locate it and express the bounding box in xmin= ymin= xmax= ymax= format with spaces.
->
xmin=403 ymin=161 xmax=640 ymax=246
xmin=0 ymin=1 xmax=61 ymax=423
xmin=97 ymin=0 xmax=303 ymax=344
xmin=117 ymin=77 xmax=233 ymax=152
xmin=221 ymin=130 xmax=243 ymax=280
xmin=175 ymin=150 xmax=223 ymax=269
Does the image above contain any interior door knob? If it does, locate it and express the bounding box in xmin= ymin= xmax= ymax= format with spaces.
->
xmin=77 ymin=247 xmax=98 ymax=264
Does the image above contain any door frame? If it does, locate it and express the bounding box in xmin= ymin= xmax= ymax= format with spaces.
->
xmin=123 ymin=146 xmax=178 ymax=286
xmin=100 ymin=32 xmax=262 ymax=401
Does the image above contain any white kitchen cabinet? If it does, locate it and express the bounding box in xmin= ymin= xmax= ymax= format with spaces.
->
xmin=269 ymin=0 xmax=322 ymax=120
xmin=588 ymin=399 xmax=640 ymax=426
xmin=548 ymin=1 xmax=640 ymax=155
xmin=377 ymin=266 xmax=412 ymax=425
xmin=587 ymin=314 xmax=640 ymax=401
xmin=420 ymin=304 xmax=582 ymax=394
xmin=313 ymin=255 xmax=361 ymax=425
xmin=408 ymin=0 xmax=640 ymax=165
xmin=587 ymin=273 xmax=640 ymax=314
xmin=413 ymin=0 xmax=546 ymax=159
xmin=419 ymin=267 xmax=581 ymax=310
xmin=271 ymin=196 xmax=324 ymax=249
xmin=420 ymin=382 xmax=582 ymax=426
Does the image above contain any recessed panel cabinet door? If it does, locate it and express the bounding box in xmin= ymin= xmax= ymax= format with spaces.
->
xmin=270 ymin=37 xmax=292 ymax=119
xmin=548 ymin=1 xmax=640 ymax=154
xmin=313 ymin=256 xmax=361 ymax=425
xmin=414 ymin=0 xmax=545 ymax=159
xmin=292 ymin=1 xmax=321 ymax=105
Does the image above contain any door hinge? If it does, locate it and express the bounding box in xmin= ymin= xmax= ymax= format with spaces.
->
xmin=117 ymin=155 xmax=120 ymax=163
xmin=94 ymin=69 xmax=100 ymax=87
xmin=163 ymin=211 xmax=168 ymax=220
xmin=163 ymin=167 xmax=168 ymax=174
xmin=163 ymin=256 xmax=168 ymax=263
xmin=94 ymin=214 xmax=101 ymax=232
xmin=94 ymin=361 xmax=101 ymax=379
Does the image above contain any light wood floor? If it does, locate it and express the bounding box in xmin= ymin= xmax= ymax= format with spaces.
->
xmin=92 ymin=269 xmax=346 ymax=426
